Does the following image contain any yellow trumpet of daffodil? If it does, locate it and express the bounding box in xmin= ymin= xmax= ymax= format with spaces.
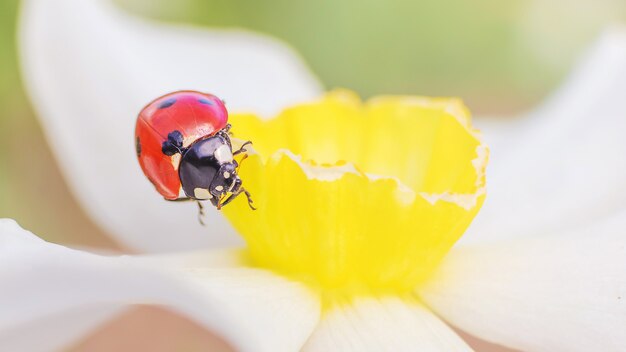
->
xmin=224 ymin=90 xmax=488 ymax=299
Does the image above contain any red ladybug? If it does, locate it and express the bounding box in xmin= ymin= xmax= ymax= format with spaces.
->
xmin=135 ymin=91 xmax=255 ymax=216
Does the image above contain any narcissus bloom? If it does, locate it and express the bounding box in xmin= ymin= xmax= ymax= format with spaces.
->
xmin=6 ymin=0 xmax=626 ymax=351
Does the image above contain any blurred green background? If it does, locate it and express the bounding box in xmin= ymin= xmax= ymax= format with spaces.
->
xmin=0 ymin=0 xmax=624 ymax=248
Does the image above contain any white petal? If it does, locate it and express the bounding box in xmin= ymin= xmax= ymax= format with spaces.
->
xmin=0 ymin=219 xmax=321 ymax=352
xmin=465 ymin=26 xmax=626 ymax=244
xmin=18 ymin=0 xmax=323 ymax=252
xmin=419 ymin=210 xmax=626 ymax=352
xmin=303 ymin=297 xmax=472 ymax=352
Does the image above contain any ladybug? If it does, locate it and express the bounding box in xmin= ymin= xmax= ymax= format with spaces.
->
xmin=135 ymin=91 xmax=255 ymax=219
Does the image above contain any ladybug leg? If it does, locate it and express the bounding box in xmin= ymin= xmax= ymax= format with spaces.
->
xmin=233 ymin=141 xmax=252 ymax=156
xmin=242 ymin=188 xmax=256 ymax=210
xmin=166 ymin=198 xmax=209 ymax=225
xmin=218 ymin=193 xmax=236 ymax=209
xmin=197 ymin=201 xmax=206 ymax=226
xmin=218 ymin=188 xmax=256 ymax=210
xmin=216 ymin=195 xmax=226 ymax=210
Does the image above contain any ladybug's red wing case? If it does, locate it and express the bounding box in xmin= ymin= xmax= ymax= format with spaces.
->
xmin=134 ymin=91 xmax=229 ymax=200
xmin=135 ymin=118 xmax=181 ymax=199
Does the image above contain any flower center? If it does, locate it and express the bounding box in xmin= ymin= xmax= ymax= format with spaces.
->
xmin=223 ymin=91 xmax=487 ymax=298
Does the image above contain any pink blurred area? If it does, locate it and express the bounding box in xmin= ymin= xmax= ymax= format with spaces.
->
xmin=69 ymin=306 xmax=516 ymax=352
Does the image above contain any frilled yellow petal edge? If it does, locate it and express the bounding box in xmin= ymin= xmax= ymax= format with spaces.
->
xmin=223 ymin=90 xmax=488 ymax=298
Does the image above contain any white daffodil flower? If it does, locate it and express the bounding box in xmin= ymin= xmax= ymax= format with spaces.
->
xmin=9 ymin=0 xmax=626 ymax=351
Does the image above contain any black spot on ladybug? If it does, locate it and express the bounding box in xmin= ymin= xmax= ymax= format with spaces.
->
xmin=158 ymin=98 xmax=177 ymax=109
xmin=162 ymin=130 xmax=184 ymax=156
xmin=135 ymin=136 xmax=142 ymax=157
xmin=198 ymin=98 xmax=214 ymax=106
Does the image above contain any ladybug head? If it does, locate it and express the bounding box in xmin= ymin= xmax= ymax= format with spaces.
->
xmin=162 ymin=130 xmax=185 ymax=156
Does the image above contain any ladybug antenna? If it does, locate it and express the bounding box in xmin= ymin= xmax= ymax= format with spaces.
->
xmin=162 ymin=130 xmax=184 ymax=156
